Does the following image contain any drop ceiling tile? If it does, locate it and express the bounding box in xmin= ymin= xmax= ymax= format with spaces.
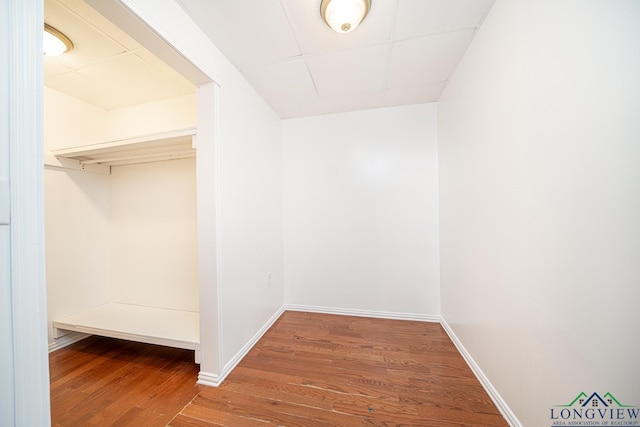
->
xmin=388 ymin=29 xmax=475 ymax=90
xmin=312 ymin=91 xmax=386 ymax=117
xmin=383 ymin=82 xmax=445 ymax=108
xmin=44 ymin=59 xmax=71 ymax=79
xmin=46 ymin=71 xmax=127 ymax=110
xmin=135 ymin=49 xmax=195 ymax=93
xmin=76 ymin=54 xmax=190 ymax=107
xmin=56 ymin=0 xmax=142 ymax=50
xmin=277 ymin=90 xmax=386 ymax=119
xmin=395 ymin=0 xmax=494 ymax=40
xmin=306 ymin=43 xmax=389 ymax=98
xmin=178 ymin=0 xmax=300 ymax=68
xmin=45 ymin=0 xmax=127 ymax=68
xmin=243 ymin=58 xmax=318 ymax=117
xmin=44 ymin=0 xmax=196 ymax=110
xmin=45 ymin=0 xmax=496 ymax=117
xmin=283 ymin=0 xmax=398 ymax=55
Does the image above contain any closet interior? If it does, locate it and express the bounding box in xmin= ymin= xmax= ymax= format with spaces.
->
xmin=44 ymin=0 xmax=201 ymax=362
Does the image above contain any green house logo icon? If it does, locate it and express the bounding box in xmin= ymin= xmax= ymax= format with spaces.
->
xmin=556 ymin=392 xmax=634 ymax=408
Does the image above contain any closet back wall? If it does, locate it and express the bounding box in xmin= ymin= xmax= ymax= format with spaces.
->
xmin=283 ymin=103 xmax=440 ymax=317
xmin=109 ymin=158 xmax=197 ymax=311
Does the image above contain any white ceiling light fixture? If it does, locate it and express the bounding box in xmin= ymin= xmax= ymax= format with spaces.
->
xmin=320 ymin=0 xmax=371 ymax=34
xmin=44 ymin=23 xmax=74 ymax=56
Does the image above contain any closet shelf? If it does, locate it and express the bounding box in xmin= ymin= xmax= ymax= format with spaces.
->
xmin=49 ymin=127 xmax=196 ymax=169
xmin=53 ymin=302 xmax=201 ymax=363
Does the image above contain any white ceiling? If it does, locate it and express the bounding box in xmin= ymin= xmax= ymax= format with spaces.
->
xmin=44 ymin=0 xmax=494 ymax=118
xmin=176 ymin=0 xmax=495 ymax=118
xmin=44 ymin=0 xmax=195 ymax=111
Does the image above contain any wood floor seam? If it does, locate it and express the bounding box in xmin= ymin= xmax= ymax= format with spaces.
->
xmin=50 ymin=310 xmax=508 ymax=426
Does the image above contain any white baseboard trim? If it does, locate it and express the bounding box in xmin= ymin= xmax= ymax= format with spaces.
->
xmin=197 ymin=370 xmax=221 ymax=387
xmin=197 ymin=305 xmax=286 ymax=388
xmin=284 ymin=304 xmax=440 ymax=323
xmin=440 ymin=317 xmax=522 ymax=427
xmin=48 ymin=331 xmax=90 ymax=353
xmin=195 ymin=304 xmax=518 ymax=427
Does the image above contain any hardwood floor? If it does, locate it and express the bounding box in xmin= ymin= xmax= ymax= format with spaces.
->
xmin=171 ymin=311 xmax=507 ymax=426
xmin=49 ymin=311 xmax=508 ymax=426
xmin=49 ymin=335 xmax=201 ymax=426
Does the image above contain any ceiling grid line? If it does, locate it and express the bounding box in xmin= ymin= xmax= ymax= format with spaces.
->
xmin=45 ymin=0 xmax=496 ymax=118
xmin=381 ymin=1 xmax=401 ymax=98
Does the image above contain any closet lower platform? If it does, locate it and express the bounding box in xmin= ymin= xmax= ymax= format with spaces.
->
xmin=53 ymin=302 xmax=201 ymax=363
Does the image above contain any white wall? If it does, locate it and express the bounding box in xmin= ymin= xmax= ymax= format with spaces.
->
xmin=44 ymin=87 xmax=110 ymax=346
xmin=438 ymin=1 xmax=640 ymax=425
xmin=217 ymin=74 xmax=284 ymax=366
xmin=105 ymin=93 xmax=195 ymax=141
xmin=108 ymin=158 xmax=197 ymax=311
xmin=44 ymin=87 xmax=109 ymax=151
xmin=105 ymin=95 xmax=199 ymax=313
xmin=117 ymin=0 xmax=285 ymax=377
xmin=283 ymin=104 xmax=440 ymax=317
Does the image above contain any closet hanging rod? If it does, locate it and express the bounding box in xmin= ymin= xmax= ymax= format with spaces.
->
xmin=79 ymin=149 xmax=195 ymax=165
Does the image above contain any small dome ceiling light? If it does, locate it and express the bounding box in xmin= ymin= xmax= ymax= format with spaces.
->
xmin=320 ymin=0 xmax=372 ymax=34
xmin=44 ymin=23 xmax=74 ymax=56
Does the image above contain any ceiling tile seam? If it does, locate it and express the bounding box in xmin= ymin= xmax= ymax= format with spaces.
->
xmin=432 ymin=26 xmax=487 ymax=104
xmin=382 ymin=0 xmax=401 ymax=97
xmin=388 ymin=0 xmax=400 ymax=40
xmin=234 ymin=24 xmax=482 ymax=71
xmin=44 ymin=59 xmax=72 ymax=75
xmin=52 ymin=0 xmax=132 ymax=52
xmin=45 ymin=64 xmax=190 ymax=106
xmin=392 ymin=26 xmax=479 ymax=44
xmin=239 ymin=39 xmax=402 ymax=74
xmin=427 ymin=3 xmax=497 ymax=104
xmin=49 ymin=68 xmax=120 ymax=92
xmin=381 ymin=42 xmax=394 ymax=97
xmin=277 ymin=0 xmax=305 ymax=59
xmin=304 ymin=66 xmax=320 ymax=99
xmin=477 ymin=0 xmax=497 ymax=32
xmin=300 ymin=39 xmax=394 ymax=60
xmin=238 ymin=36 xmax=392 ymax=73
xmin=234 ymin=12 xmax=394 ymax=70
xmin=45 ymin=50 xmax=137 ymax=78
xmin=237 ymin=54 xmax=306 ymax=74
xmin=130 ymin=48 xmax=195 ymax=93
xmin=303 ymin=58 xmax=321 ymax=99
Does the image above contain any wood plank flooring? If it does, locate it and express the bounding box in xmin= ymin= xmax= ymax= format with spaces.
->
xmin=49 ymin=311 xmax=508 ymax=426
xmin=170 ymin=311 xmax=507 ymax=426
xmin=49 ymin=335 xmax=201 ymax=426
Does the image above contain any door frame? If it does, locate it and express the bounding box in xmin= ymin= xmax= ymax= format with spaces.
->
xmin=4 ymin=0 xmax=220 ymax=424
xmin=2 ymin=0 xmax=51 ymax=425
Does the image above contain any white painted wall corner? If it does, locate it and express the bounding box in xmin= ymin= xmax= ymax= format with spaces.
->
xmin=198 ymin=305 xmax=286 ymax=387
xmin=440 ymin=317 xmax=522 ymax=427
